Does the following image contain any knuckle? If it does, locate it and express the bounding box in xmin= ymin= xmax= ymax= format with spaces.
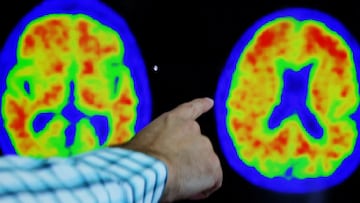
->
xmin=210 ymin=155 xmax=223 ymax=185
xmin=213 ymin=156 xmax=222 ymax=173
xmin=185 ymin=120 xmax=201 ymax=133
xmin=185 ymin=102 xmax=195 ymax=110
xmin=201 ymin=135 xmax=213 ymax=149
xmin=185 ymin=102 xmax=199 ymax=116
xmin=163 ymin=111 xmax=176 ymax=122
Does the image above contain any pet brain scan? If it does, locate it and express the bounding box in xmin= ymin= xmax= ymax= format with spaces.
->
xmin=0 ymin=0 xmax=151 ymax=157
xmin=215 ymin=8 xmax=360 ymax=193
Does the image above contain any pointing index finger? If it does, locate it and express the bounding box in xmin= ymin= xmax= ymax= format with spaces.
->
xmin=173 ymin=97 xmax=214 ymax=120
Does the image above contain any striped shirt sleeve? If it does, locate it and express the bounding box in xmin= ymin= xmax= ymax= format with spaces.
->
xmin=0 ymin=148 xmax=168 ymax=203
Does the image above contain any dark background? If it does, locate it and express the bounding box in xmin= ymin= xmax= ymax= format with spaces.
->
xmin=1 ymin=0 xmax=360 ymax=202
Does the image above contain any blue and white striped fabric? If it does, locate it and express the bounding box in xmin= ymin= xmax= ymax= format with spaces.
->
xmin=0 ymin=148 xmax=167 ymax=203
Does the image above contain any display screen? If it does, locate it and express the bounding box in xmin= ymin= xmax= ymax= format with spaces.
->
xmin=1 ymin=0 xmax=359 ymax=202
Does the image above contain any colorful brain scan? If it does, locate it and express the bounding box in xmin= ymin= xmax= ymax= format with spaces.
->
xmin=215 ymin=8 xmax=360 ymax=193
xmin=0 ymin=0 xmax=151 ymax=157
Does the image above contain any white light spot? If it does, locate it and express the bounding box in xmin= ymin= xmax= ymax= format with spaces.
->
xmin=153 ymin=65 xmax=159 ymax=72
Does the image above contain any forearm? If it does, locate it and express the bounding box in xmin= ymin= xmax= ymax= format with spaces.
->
xmin=0 ymin=148 xmax=167 ymax=203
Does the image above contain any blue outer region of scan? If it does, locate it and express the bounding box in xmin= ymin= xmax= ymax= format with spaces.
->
xmin=214 ymin=7 xmax=360 ymax=193
xmin=0 ymin=0 xmax=152 ymax=154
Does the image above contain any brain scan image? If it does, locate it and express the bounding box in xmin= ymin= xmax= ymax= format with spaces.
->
xmin=0 ymin=0 xmax=151 ymax=157
xmin=215 ymin=8 xmax=360 ymax=193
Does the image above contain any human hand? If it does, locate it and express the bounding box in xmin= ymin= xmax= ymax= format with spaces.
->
xmin=121 ymin=97 xmax=223 ymax=202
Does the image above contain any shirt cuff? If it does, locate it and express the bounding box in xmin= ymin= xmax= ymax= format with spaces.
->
xmin=79 ymin=147 xmax=168 ymax=203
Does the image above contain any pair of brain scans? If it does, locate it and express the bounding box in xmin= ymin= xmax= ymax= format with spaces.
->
xmin=0 ymin=0 xmax=359 ymax=195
